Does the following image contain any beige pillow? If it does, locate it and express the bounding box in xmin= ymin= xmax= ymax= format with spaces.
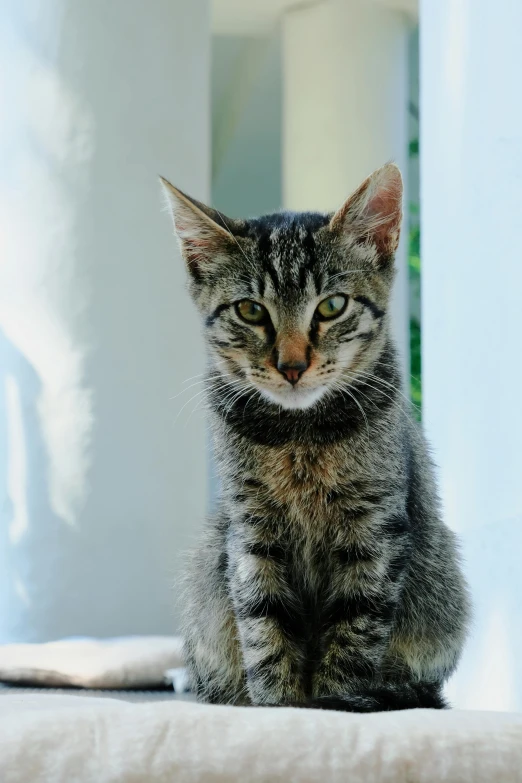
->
xmin=0 ymin=636 xmax=183 ymax=689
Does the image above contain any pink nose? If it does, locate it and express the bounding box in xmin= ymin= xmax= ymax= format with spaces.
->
xmin=277 ymin=361 xmax=308 ymax=386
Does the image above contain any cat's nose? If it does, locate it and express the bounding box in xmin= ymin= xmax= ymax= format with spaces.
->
xmin=277 ymin=360 xmax=308 ymax=386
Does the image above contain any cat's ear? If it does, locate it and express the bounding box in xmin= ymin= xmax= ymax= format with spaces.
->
xmin=160 ymin=177 xmax=237 ymax=276
xmin=329 ymin=163 xmax=403 ymax=264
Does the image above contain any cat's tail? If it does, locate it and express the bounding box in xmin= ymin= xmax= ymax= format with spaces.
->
xmin=286 ymin=682 xmax=448 ymax=713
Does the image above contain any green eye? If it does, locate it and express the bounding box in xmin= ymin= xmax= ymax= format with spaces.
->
xmin=236 ymin=300 xmax=268 ymax=324
xmin=316 ymin=294 xmax=347 ymax=320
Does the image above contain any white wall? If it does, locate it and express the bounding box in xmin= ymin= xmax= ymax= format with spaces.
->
xmin=421 ymin=0 xmax=522 ymax=710
xmin=0 ymin=0 xmax=210 ymax=641
xmin=212 ymin=32 xmax=282 ymax=217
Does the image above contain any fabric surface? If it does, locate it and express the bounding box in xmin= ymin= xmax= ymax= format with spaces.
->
xmin=0 ymin=636 xmax=183 ymax=689
xmin=0 ymin=683 xmax=193 ymax=703
xmin=0 ymin=694 xmax=521 ymax=783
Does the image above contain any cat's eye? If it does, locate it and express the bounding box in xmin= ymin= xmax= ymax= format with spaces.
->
xmin=316 ymin=294 xmax=348 ymax=320
xmin=235 ymin=300 xmax=268 ymax=325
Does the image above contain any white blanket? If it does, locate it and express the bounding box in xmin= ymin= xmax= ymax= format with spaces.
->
xmin=1 ymin=694 xmax=521 ymax=783
xmin=0 ymin=637 xmax=183 ymax=689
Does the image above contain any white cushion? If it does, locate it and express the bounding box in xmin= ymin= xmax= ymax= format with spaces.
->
xmin=0 ymin=636 xmax=183 ymax=689
xmin=0 ymin=694 xmax=521 ymax=782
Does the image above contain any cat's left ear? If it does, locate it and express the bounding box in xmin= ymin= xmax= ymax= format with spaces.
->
xmin=329 ymin=163 xmax=403 ymax=265
xmin=160 ymin=177 xmax=238 ymax=277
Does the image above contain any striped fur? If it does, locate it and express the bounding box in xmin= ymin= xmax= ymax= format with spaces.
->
xmin=162 ymin=164 xmax=470 ymax=711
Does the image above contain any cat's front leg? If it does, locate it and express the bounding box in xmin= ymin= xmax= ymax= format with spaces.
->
xmin=314 ymin=514 xmax=409 ymax=698
xmin=226 ymin=521 xmax=306 ymax=705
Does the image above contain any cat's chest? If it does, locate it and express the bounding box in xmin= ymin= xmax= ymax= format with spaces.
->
xmin=254 ymin=442 xmax=351 ymax=529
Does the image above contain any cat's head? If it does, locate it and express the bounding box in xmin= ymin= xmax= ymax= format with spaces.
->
xmin=162 ymin=164 xmax=402 ymax=411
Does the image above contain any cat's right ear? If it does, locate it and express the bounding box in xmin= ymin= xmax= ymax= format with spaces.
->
xmin=160 ymin=177 xmax=236 ymax=277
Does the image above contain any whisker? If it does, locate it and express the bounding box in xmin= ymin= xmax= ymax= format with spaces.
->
xmin=348 ymin=379 xmax=403 ymax=416
xmin=185 ymin=395 xmax=212 ymax=427
xmin=217 ymin=381 xmax=249 ymax=412
xmin=336 ymin=378 xmax=380 ymax=412
xmin=180 ymin=361 xmax=228 ymax=385
xmin=242 ymin=387 xmax=262 ymax=419
xmin=340 ymin=372 xmax=411 ymax=419
xmin=173 ymin=388 xmax=209 ymax=426
xmin=370 ymin=358 xmax=420 ymax=385
xmin=223 ymin=388 xmax=252 ymax=425
xmin=173 ymin=373 xmax=244 ymax=425
xmin=170 ymin=374 xmax=230 ymax=400
xmin=329 ymin=379 xmax=371 ymax=443
xmin=352 ymin=369 xmax=418 ymax=412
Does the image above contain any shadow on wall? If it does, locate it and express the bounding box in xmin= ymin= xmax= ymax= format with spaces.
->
xmin=1 ymin=0 xmax=211 ymax=642
xmin=0 ymin=327 xmax=78 ymax=644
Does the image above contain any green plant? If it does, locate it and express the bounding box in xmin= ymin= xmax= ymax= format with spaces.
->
xmin=409 ymin=223 xmax=421 ymax=409
xmin=408 ymin=137 xmax=421 ymax=417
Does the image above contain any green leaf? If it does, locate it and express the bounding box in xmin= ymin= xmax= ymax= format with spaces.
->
xmin=409 ymin=227 xmax=420 ymax=258
xmin=409 ymin=138 xmax=419 ymax=157
xmin=409 ymin=254 xmax=421 ymax=274
xmin=410 ymin=317 xmax=422 ymax=419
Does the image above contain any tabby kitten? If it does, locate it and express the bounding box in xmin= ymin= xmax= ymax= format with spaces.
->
xmin=162 ymin=164 xmax=470 ymax=712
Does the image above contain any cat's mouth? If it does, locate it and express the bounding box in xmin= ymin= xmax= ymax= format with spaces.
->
xmin=255 ymin=383 xmax=327 ymax=411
